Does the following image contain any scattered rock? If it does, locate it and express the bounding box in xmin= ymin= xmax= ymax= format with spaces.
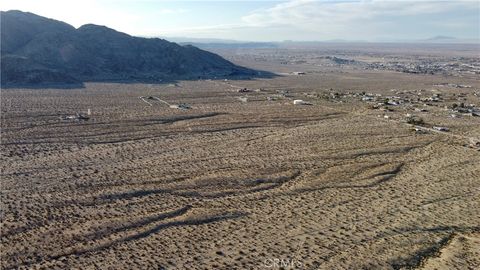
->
xmin=433 ymin=126 xmax=449 ymax=132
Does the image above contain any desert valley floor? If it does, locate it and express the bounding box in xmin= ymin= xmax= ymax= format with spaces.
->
xmin=1 ymin=45 xmax=480 ymax=269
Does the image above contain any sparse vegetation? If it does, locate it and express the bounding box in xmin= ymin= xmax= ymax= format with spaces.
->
xmin=406 ymin=116 xmax=425 ymax=125
xmin=2 ymin=42 xmax=479 ymax=269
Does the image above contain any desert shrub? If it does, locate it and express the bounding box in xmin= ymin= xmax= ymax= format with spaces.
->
xmin=406 ymin=116 xmax=424 ymax=125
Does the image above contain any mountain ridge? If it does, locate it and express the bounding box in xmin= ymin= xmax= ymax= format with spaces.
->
xmin=1 ymin=10 xmax=265 ymax=86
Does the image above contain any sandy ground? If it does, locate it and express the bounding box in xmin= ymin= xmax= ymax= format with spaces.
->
xmin=1 ymin=48 xmax=480 ymax=269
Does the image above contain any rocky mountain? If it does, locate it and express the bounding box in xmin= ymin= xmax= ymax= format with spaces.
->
xmin=1 ymin=10 xmax=262 ymax=86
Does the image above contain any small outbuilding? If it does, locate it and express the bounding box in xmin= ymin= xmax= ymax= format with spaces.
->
xmin=293 ymin=100 xmax=312 ymax=105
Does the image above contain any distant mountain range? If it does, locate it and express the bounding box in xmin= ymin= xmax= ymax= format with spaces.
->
xmin=1 ymin=10 xmax=264 ymax=86
xmin=179 ymin=42 xmax=279 ymax=50
xmin=164 ymin=36 xmax=479 ymax=49
xmin=425 ymin=35 xmax=456 ymax=41
xmin=420 ymin=35 xmax=477 ymax=43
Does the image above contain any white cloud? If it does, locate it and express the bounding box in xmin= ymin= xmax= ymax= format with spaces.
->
xmin=240 ymin=0 xmax=479 ymax=39
xmin=1 ymin=0 xmax=477 ymax=41
xmin=140 ymin=0 xmax=479 ymax=41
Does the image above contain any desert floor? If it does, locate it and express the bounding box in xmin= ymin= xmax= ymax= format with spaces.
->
xmin=1 ymin=47 xmax=480 ymax=269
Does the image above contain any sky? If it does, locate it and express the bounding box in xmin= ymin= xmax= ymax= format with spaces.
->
xmin=1 ymin=0 xmax=479 ymax=42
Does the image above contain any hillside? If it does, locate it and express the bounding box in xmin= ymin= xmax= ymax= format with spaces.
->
xmin=0 ymin=10 xmax=261 ymax=86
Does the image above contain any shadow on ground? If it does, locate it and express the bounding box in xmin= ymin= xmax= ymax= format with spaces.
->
xmin=1 ymin=70 xmax=279 ymax=89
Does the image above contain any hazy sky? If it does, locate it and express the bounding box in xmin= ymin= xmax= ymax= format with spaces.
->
xmin=1 ymin=0 xmax=479 ymax=41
